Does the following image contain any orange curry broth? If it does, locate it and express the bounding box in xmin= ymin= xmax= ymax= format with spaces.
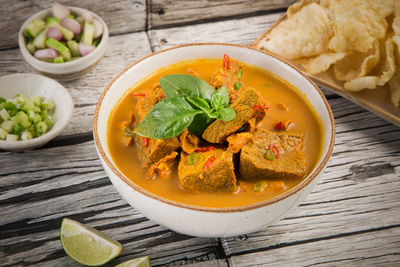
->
xmin=107 ymin=58 xmax=324 ymax=208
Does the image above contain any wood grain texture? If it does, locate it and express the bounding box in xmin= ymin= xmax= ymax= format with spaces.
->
xmin=148 ymin=0 xmax=295 ymax=29
xmin=0 ymin=141 xmax=226 ymax=266
xmin=0 ymin=0 xmax=146 ymax=49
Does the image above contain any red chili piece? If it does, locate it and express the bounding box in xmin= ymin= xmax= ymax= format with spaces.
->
xmin=275 ymin=121 xmax=283 ymax=130
xmin=144 ymin=137 xmax=149 ymax=147
xmin=252 ymin=105 xmax=269 ymax=112
xmin=132 ymin=93 xmax=147 ymax=97
xmin=195 ymin=146 xmax=215 ymax=152
xmin=268 ymin=144 xmax=280 ymax=159
xmin=204 ymin=156 xmax=216 ymax=170
xmin=223 ymin=54 xmax=231 ymax=70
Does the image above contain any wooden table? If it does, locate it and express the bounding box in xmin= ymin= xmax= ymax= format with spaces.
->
xmin=1 ymin=1 xmax=400 ymax=266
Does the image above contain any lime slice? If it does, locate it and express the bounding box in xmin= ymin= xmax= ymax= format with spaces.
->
xmin=60 ymin=218 xmax=122 ymax=266
xmin=115 ymin=256 xmax=151 ymax=267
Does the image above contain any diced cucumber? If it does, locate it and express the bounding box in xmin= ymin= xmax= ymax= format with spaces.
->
xmin=47 ymin=20 xmax=74 ymax=41
xmin=1 ymin=120 xmax=14 ymax=133
xmin=67 ymin=14 xmax=75 ymax=19
xmin=26 ymin=42 xmax=36 ymax=54
xmin=54 ymin=56 xmax=64 ymax=63
xmin=0 ymin=109 xmax=10 ymax=121
xmin=6 ymin=134 xmax=18 ymax=141
xmin=36 ymin=121 xmax=48 ymax=136
xmin=30 ymin=96 xmax=42 ymax=106
xmin=12 ymin=111 xmax=31 ymax=128
xmin=45 ymin=116 xmax=54 ymax=127
xmin=13 ymin=123 xmax=24 ymax=135
xmin=45 ymin=38 xmax=71 ymax=60
xmin=81 ymin=22 xmax=94 ymax=45
xmin=42 ymin=99 xmax=55 ymax=111
xmin=22 ymin=99 xmax=35 ymax=112
xmin=0 ymin=128 xmax=7 ymax=140
xmin=33 ymin=26 xmax=49 ymax=49
xmin=24 ymin=19 xmax=46 ymax=38
xmin=46 ymin=16 xmax=61 ymax=25
xmin=67 ymin=40 xmax=81 ymax=57
xmin=21 ymin=130 xmax=33 ymax=141
xmin=33 ymin=106 xmax=41 ymax=113
xmin=40 ymin=109 xmax=47 ymax=120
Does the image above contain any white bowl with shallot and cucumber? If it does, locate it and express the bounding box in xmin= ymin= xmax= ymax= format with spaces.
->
xmin=0 ymin=73 xmax=73 ymax=151
xmin=18 ymin=2 xmax=109 ymax=79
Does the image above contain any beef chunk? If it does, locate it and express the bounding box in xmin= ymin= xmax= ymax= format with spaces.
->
xmin=146 ymin=151 xmax=178 ymax=179
xmin=212 ymin=56 xmax=245 ymax=102
xmin=227 ymin=132 xmax=253 ymax=153
xmin=240 ymin=128 xmax=306 ymax=179
xmin=202 ymin=88 xmax=265 ymax=144
xmin=131 ymin=90 xmax=180 ymax=167
xmin=180 ymin=129 xmax=201 ymax=154
xmin=178 ymin=148 xmax=237 ymax=192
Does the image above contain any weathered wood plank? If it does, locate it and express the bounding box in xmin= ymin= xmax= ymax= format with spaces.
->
xmin=0 ymin=31 xmax=152 ymax=137
xmin=148 ymin=0 xmax=295 ymax=29
xmin=0 ymin=141 xmax=225 ymax=267
xmin=148 ymin=13 xmax=284 ymax=51
xmin=228 ymin=228 xmax=400 ymax=266
xmin=0 ymin=0 xmax=146 ymax=49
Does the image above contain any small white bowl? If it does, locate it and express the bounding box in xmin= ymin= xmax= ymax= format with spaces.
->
xmin=94 ymin=44 xmax=335 ymax=237
xmin=0 ymin=73 xmax=74 ymax=151
xmin=18 ymin=6 xmax=109 ymax=80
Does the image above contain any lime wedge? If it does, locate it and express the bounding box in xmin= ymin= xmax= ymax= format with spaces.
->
xmin=60 ymin=218 xmax=122 ymax=266
xmin=115 ymin=256 xmax=151 ymax=267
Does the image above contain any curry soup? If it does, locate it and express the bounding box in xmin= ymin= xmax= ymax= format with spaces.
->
xmin=107 ymin=58 xmax=323 ymax=208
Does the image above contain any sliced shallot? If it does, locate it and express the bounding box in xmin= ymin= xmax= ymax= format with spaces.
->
xmin=34 ymin=48 xmax=58 ymax=59
xmin=78 ymin=43 xmax=95 ymax=56
xmin=52 ymin=2 xmax=70 ymax=19
xmin=46 ymin=26 xmax=62 ymax=41
xmin=92 ymin=19 xmax=103 ymax=39
xmin=61 ymin=18 xmax=82 ymax=34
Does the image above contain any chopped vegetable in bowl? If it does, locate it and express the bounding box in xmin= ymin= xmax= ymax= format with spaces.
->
xmin=0 ymin=94 xmax=55 ymax=141
xmin=23 ymin=2 xmax=104 ymax=64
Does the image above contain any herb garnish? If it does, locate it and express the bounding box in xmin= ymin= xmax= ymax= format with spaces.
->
xmin=134 ymin=74 xmax=236 ymax=139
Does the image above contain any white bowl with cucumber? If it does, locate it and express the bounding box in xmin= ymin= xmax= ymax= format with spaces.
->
xmin=0 ymin=73 xmax=73 ymax=151
xmin=18 ymin=2 xmax=109 ymax=79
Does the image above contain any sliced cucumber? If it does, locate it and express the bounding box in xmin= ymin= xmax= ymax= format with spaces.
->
xmin=46 ymin=16 xmax=61 ymax=25
xmin=54 ymin=56 xmax=64 ymax=63
xmin=45 ymin=38 xmax=71 ymax=60
xmin=67 ymin=40 xmax=81 ymax=57
xmin=33 ymin=26 xmax=49 ymax=49
xmin=24 ymin=19 xmax=45 ymax=38
xmin=81 ymin=22 xmax=94 ymax=45
xmin=26 ymin=42 xmax=36 ymax=54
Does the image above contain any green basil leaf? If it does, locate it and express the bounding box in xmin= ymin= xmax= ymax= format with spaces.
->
xmin=210 ymin=86 xmax=229 ymax=111
xmin=216 ymin=107 xmax=236 ymax=121
xmin=160 ymin=74 xmax=215 ymax=101
xmin=188 ymin=113 xmax=214 ymax=138
xmin=186 ymin=96 xmax=216 ymax=119
xmin=134 ymin=97 xmax=201 ymax=139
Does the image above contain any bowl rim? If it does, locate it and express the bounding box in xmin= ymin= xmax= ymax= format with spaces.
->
xmin=18 ymin=6 xmax=109 ymax=70
xmin=0 ymin=73 xmax=74 ymax=150
xmin=93 ymin=43 xmax=336 ymax=213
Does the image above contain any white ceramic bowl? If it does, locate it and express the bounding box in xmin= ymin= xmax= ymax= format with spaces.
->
xmin=0 ymin=73 xmax=73 ymax=151
xmin=18 ymin=6 xmax=109 ymax=80
xmin=93 ymin=44 xmax=335 ymax=237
